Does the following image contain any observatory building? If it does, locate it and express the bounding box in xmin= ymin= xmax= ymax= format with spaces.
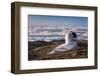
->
xmin=48 ymin=31 xmax=78 ymax=54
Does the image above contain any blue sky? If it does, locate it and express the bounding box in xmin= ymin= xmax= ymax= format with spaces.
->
xmin=28 ymin=15 xmax=88 ymax=28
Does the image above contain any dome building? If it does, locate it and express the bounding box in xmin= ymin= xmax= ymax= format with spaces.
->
xmin=48 ymin=31 xmax=78 ymax=54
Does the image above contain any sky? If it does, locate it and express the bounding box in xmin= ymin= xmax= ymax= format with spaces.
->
xmin=28 ymin=15 xmax=88 ymax=28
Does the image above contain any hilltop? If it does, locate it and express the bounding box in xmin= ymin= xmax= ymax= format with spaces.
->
xmin=28 ymin=40 xmax=88 ymax=60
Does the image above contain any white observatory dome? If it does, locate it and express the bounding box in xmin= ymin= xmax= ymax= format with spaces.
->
xmin=48 ymin=31 xmax=78 ymax=54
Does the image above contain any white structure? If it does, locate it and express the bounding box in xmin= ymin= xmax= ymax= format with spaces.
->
xmin=48 ymin=31 xmax=78 ymax=54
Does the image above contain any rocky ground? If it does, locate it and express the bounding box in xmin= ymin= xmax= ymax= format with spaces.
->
xmin=28 ymin=40 xmax=88 ymax=60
